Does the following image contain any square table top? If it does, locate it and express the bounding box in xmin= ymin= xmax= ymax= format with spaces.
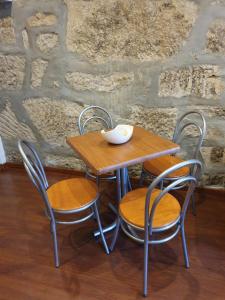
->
xmin=67 ymin=126 xmax=180 ymax=175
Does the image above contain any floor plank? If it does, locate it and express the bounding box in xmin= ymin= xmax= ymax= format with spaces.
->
xmin=0 ymin=167 xmax=224 ymax=300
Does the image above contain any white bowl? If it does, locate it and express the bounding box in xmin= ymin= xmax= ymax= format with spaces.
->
xmin=101 ymin=125 xmax=133 ymax=144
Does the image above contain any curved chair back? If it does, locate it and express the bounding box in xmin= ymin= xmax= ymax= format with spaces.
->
xmin=18 ymin=140 xmax=54 ymax=219
xmin=145 ymin=159 xmax=202 ymax=235
xmin=172 ymin=111 xmax=206 ymax=159
xmin=78 ymin=105 xmax=113 ymax=135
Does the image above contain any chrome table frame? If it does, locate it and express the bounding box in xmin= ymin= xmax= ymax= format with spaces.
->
xmin=93 ymin=168 xmax=129 ymax=238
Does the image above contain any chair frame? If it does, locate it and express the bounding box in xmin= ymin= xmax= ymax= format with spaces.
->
xmin=18 ymin=140 xmax=109 ymax=267
xmin=140 ymin=111 xmax=206 ymax=212
xmin=172 ymin=111 xmax=206 ymax=159
xmin=112 ymin=159 xmax=202 ymax=297
xmin=78 ymin=105 xmax=116 ymax=183
xmin=78 ymin=105 xmax=114 ymax=135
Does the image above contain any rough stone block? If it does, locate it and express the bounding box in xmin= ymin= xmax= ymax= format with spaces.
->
xmin=65 ymin=0 xmax=197 ymax=63
xmin=201 ymin=146 xmax=225 ymax=169
xmin=27 ymin=12 xmax=57 ymax=27
xmin=0 ymin=17 xmax=15 ymax=44
xmin=210 ymin=147 xmax=224 ymax=163
xmin=0 ymin=103 xmax=36 ymax=142
xmin=44 ymin=154 xmax=84 ymax=170
xmin=128 ymin=163 xmax=142 ymax=179
xmin=127 ymin=105 xmax=177 ymax=139
xmin=202 ymin=173 xmax=225 ymax=187
xmin=188 ymin=105 xmax=225 ymax=119
xmin=5 ymin=148 xmax=23 ymax=164
xmin=65 ymin=72 xmax=134 ymax=92
xmin=0 ymin=54 xmax=25 ymax=90
xmin=206 ymin=19 xmax=225 ymax=55
xmin=36 ymin=33 xmax=58 ymax=53
xmin=23 ymin=98 xmax=85 ymax=146
xmin=31 ymin=58 xmax=48 ymax=88
xmin=206 ymin=126 xmax=225 ymax=146
xmin=159 ymin=65 xmax=225 ymax=99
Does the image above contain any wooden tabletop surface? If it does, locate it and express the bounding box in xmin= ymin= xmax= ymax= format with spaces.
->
xmin=67 ymin=126 xmax=180 ymax=175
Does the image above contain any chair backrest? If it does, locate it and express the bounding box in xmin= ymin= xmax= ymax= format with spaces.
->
xmin=18 ymin=140 xmax=53 ymax=219
xmin=172 ymin=111 xmax=206 ymax=159
xmin=78 ymin=105 xmax=113 ymax=135
xmin=145 ymin=159 xmax=202 ymax=235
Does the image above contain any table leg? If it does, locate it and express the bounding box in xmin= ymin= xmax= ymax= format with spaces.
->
xmin=93 ymin=168 xmax=129 ymax=238
xmin=121 ymin=168 xmax=127 ymax=196
xmin=116 ymin=169 xmax=122 ymax=201
xmin=109 ymin=167 xmax=128 ymax=250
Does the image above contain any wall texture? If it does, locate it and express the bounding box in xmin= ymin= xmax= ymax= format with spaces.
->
xmin=0 ymin=0 xmax=225 ymax=187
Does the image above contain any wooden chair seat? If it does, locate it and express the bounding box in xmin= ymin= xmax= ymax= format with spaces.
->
xmin=143 ymin=155 xmax=189 ymax=178
xmin=47 ymin=178 xmax=98 ymax=211
xmin=119 ymin=188 xmax=181 ymax=229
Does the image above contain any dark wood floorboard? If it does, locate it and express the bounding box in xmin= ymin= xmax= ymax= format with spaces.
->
xmin=0 ymin=167 xmax=225 ymax=300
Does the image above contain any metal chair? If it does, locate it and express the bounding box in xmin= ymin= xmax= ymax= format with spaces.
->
xmin=111 ymin=159 xmax=202 ymax=297
xmin=140 ymin=111 xmax=206 ymax=213
xmin=18 ymin=140 xmax=109 ymax=268
xmin=78 ymin=105 xmax=116 ymax=184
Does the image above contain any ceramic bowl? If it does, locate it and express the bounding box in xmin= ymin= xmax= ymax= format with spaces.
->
xmin=101 ymin=125 xmax=133 ymax=144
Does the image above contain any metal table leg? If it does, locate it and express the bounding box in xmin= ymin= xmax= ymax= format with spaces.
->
xmin=108 ymin=202 xmax=118 ymax=215
xmin=93 ymin=168 xmax=129 ymax=238
xmin=109 ymin=168 xmax=128 ymax=250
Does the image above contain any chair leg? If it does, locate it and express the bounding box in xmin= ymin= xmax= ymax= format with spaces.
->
xmin=191 ymin=193 xmax=196 ymax=216
xmin=110 ymin=217 xmax=120 ymax=252
xmin=93 ymin=202 xmax=109 ymax=255
xmin=51 ymin=221 xmax=60 ymax=268
xmin=143 ymin=239 xmax=149 ymax=297
xmin=127 ymin=172 xmax=132 ymax=191
xmin=139 ymin=168 xmax=145 ymax=187
xmin=92 ymin=176 xmax=101 ymax=220
xmin=108 ymin=202 xmax=118 ymax=215
xmin=181 ymin=224 xmax=190 ymax=268
xmin=96 ymin=175 xmax=100 ymax=187
xmin=91 ymin=206 xmax=97 ymax=220
xmin=159 ymin=179 xmax=164 ymax=190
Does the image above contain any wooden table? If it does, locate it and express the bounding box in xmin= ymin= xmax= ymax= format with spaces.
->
xmin=67 ymin=126 xmax=180 ymax=175
xmin=67 ymin=126 xmax=180 ymax=236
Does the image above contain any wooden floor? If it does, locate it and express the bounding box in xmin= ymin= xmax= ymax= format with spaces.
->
xmin=0 ymin=167 xmax=225 ymax=300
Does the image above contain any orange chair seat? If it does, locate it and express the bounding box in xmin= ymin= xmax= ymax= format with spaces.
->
xmin=47 ymin=178 xmax=98 ymax=211
xmin=143 ymin=155 xmax=189 ymax=178
xmin=119 ymin=188 xmax=181 ymax=229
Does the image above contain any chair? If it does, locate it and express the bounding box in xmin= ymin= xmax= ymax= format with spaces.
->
xmin=140 ymin=111 xmax=206 ymax=213
xmin=18 ymin=140 xmax=109 ymax=267
xmin=111 ymin=159 xmax=202 ymax=297
xmin=78 ymin=105 xmax=116 ymax=184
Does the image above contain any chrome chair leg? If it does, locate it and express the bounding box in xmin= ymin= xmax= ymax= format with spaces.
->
xmin=159 ymin=179 xmax=164 ymax=190
xmin=110 ymin=217 xmax=120 ymax=252
xmin=126 ymin=169 xmax=132 ymax=191
xmin=191 ymin=193 xmax=196 ymax=216
xmin=181 ymin=224 xmax=190 ymax=268
xmin=139 ymin=169 xmax=145 ymax=187
xmin=128 ymin=176 xmax=132 ymax=191
xmin=51 ymin=221 xmax=60 ymax=268
xmin=143 ymin=238 xmax=149 ymax=297
xmin=96 ymin=175 xmax=100 ymax=187
xmin=93 ymin=201 xmax=109 ymax=255
xmin=108 ymin=202 xmax=118 ymax=215
xmin=91 ymin=206 xmax=97 ymax=221
xmin=93 ymin=220 xmax=117 ymax=238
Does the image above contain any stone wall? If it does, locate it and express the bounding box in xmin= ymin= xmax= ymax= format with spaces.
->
xmin=0 ymin=0 xmax=225 ymax=188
